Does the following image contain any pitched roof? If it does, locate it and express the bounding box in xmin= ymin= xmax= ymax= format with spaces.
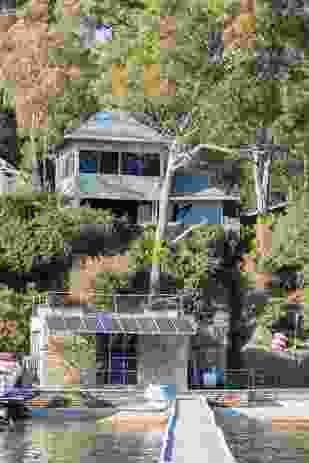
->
xmin=63 ymin=112 xmax=170 ymax=145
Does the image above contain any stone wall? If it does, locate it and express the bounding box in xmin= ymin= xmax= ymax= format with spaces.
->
xmin=137 ymin=334 xmax=190 ymax=392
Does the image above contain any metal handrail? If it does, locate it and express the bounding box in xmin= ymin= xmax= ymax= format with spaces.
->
xmin=33 ymin=291 xmax=187 ymax=312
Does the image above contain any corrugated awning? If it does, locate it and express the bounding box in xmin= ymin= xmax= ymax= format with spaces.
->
xmin=46 ymin=314 xmax=197 ymax=335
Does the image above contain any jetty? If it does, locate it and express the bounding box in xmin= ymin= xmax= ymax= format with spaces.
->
xmin=175 ymin=395 xmax=237 ymax=463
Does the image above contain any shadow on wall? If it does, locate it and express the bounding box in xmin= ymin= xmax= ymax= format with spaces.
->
xmin=242 ymin=346 xmax=309 ymax=388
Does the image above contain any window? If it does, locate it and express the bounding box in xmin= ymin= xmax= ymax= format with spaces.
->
xmin=96 ymin=334 xmax=137 ymax=385
xmin=79 ymin=151 xmax=98 ymax=174
xmin=122 ymin=152 xmax=160 ymax=176
xmin=122 ymin=153 xmax=144 ymax=176
xmin=175 ymin=205 xmax=223 ymax=225
xmin=99 ymin=152 xmax=119 ymax=174
xmin=143 ymin=153 xmax=160 ymax=176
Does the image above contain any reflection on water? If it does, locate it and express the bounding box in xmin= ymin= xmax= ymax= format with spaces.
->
xmin=214 ymin=409 xmax=309 ymax=463
xmin=0 ymin=419 xmax=162 ymax=463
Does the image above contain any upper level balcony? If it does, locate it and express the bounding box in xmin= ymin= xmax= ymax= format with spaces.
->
xmin=55 ymin=149 xmax=164 ymax=202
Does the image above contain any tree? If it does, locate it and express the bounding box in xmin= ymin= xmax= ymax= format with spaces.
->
xmin=0 ymin=284 xmax=47 ymax=353
xmin=0 ymin=192 xmax=113 ymax=276
xmin=128 ymin=224 xmax=259 ymax=372
xmin=194 ymin=0 xmax=308 ymax=211
xmin=0 ymin=0 xmax=103 ymax=192
xmin=257 ymin=198 xmax=309 ymax=345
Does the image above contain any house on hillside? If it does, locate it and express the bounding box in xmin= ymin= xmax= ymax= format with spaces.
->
xmin=53 ymin=111 xmax=241 ymax=231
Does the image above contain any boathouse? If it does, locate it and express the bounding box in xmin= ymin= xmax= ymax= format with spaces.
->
xmin=31 ymin=297 xmax=198 ymax=392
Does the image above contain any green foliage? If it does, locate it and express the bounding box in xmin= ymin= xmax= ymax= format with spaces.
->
xmin=207 ymin=0 xmax=225 ymax=17
xmin=94 ymin=271 xmax=129 ymax=311
xmin=128 ymin=224 xmax=224 ymax=289
xmin=241 ymin=223 xmax=257 ymax=255
xmin=127 ymin=225 xmax=169 ymax=270
xmin=0 ymin=193 xmax=113 ymax=273
xmin=256 ymin=213 xmax=276 ymax=226
xmin=62 ymin=335 xmax=96 ymax=370
xmin=0 ymin=285 xmax=47 ymax=353
xmin=255 ymin=297 xmax=289 ymax=350
xmin=259 ymin=199 xmax=309 ymax=273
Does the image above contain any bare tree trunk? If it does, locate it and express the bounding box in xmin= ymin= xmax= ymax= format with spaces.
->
xmin=149 ymin=148 xmax=176 ymax=296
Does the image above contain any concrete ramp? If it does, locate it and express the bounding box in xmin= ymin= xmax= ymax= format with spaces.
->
xmin=175 ymin=396 xmax=237 ymax=463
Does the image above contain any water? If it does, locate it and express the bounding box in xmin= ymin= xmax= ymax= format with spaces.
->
xmin=214 ymin=408 xmax=309 ymax=462
xmin=0 ymin=419 xmax=162 ymax=463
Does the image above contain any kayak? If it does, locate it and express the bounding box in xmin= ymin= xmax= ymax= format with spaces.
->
xmin=30 ymin=406 xmax=118 ymax=420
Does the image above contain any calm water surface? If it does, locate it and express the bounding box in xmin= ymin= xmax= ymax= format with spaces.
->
xmin=214 ymin=408 xmax=309 ymax=463
xmin=0 ymin=419 xmax=162 ymax=463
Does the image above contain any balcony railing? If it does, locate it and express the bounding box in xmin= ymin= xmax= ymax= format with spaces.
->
xmin=33 ymin=291 xmax=187 ymax=315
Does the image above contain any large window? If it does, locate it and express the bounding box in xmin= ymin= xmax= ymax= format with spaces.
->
xmin=96 ymin=334 xmax=137 ymax=385
xmin=79 ymin=151 xmax=160 ymax=176
xmin=174 ymin=204 xmax=223 ymax=225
